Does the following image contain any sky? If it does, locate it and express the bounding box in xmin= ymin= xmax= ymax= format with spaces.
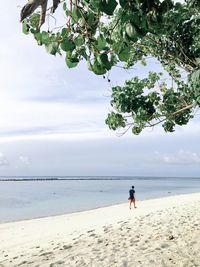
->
xmin=0 ymin=1 xmax=200 ymax=177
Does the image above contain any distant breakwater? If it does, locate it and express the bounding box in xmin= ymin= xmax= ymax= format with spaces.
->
xmin=0 ymin=177 xmax=126 ymax=182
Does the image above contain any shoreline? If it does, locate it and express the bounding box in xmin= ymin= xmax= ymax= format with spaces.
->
xmin=1 ymin=192 xmax=200 ymax=266
xmin=0 ymin=191 xmax=197 ymax=224
xmin=1 ymin=191 xmax=199 ymax=223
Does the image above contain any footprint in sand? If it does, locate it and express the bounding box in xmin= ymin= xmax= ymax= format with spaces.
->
xmin=122 ymin=260 xmax=128 ymax=267
xmin=53 ymin=246 xmax=59 ymax=250
xmin=89 ymin=233 xmax=96 ymax=237
xmin=49 ymin=260 xmax=65 ymax=267
xmin=18 ymin=261 xmax=28 ymax=266
xmin=103 ymin=227 xmax=111 ymax=233
xmin=97 ymin=239 xmax=103 ymax=244
xmin=63 ymin=245 xmax=72 ymax=250
xmin=87 ymin=229 xmax=95 ymax=233
xmin=40 ymin=252 xmax=53 ymax=257
xmin=160 ymin=243 xmax=169 ymax=248
xmin=92 ymin=248 xmax=101 ymax=253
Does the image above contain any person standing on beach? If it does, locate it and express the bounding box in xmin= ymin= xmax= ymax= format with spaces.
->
xmin=129 ymin=186 xmax=136 ymax=209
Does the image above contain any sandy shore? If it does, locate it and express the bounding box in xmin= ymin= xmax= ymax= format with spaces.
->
xmin=1 ymin=193 xmax=200 ymax=267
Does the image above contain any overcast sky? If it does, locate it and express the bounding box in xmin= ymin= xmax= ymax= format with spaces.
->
xmin=0 ymin=1 xmax=200 ymax=177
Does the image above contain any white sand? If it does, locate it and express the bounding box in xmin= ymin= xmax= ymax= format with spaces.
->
xmin=1 ymin=193 xmax=200 ymax=267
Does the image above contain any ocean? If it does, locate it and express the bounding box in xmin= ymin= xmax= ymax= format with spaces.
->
xmin=1 ymin=176 xmax=200 ymax=223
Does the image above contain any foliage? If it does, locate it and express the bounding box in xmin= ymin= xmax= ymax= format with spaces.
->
xmin=21 ymin=0 xmax=200 ymax=134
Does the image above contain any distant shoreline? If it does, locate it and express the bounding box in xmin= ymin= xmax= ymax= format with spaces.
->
xmin=1 ymin=176 xmax=200 ymax=182
xmin=0 ymin=178 xmax=127 ymax=181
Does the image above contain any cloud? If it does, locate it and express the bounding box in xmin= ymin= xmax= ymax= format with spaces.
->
xmin=0 ymin=100 xmax=108 ymax=141
xmin=154 ymin=150 xmax=200 ymax=165
xmin=0 ymin=152 xmax=9 ymax=167
xmin=19 ymin=156 xmax=30 ymax=165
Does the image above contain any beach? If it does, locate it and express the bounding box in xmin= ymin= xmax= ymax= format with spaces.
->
xmin=1 ymin=192 xmax=200 ymax=267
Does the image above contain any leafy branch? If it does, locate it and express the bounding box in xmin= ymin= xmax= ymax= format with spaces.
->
xmin=20 ymin=0 xmax=200 ymax=135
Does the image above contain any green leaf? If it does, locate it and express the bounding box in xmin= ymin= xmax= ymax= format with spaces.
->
xmin=132 ymin=126 xmax=142 ymax=135
xmin=29 ymin=13 xmax=40 ymax=29
xmin=162 ymin=121 xmax=175 ymax=132
xmin=61 ymin=28 xmax=68 ymax=37
xmin=65 ymin=56 xmax=79 ymax=68
xmin=34 ymin=32 xmax=42 ymax=45
xmin=22 ymin=21 xmax=29 ymax=35
xmin=100 ymin=0 xmax=118 ymax=15
xmin=71 ymin=7 xmax=82 ymax=22
xmin=41 ymin=31 xmax=49 ymax=44
xmin=90 ymin=0 xmax=102 ymax=9
xmin=97 ymin=35 xmax=106 ymax=50
xmin=191 ymin=69 xmax=200 ymax=85
xmin=196 ymin=58 xmax=200 ymax=66
xmin=112 ymin=42 xmax=121 ymax=54
xmin=159 ymin=0 xmax=174 ymax=14
xmin=79 ymin=47 xmax=88 ymax=60
xmin=130 ymin=12 xmax=140 ymax=25
xmin=118 ymin=45 xmax=130 ymax=61
xmin=61 ymin=39 xmax=75 ymax=52
xmin=125 ymin=23 xmax=137 ymax=41
xmin=90 ymin=60 xmax=107 ymax=75
xmin=74 ymin=36 xmax=85 ymax=46
xmin=119 ymin=0 xmax=127 ymax=8
xmin=45 ymin=42 xmax=59 ymax=55
xmin=98 ymin=53 xmax=112 ymax=70
xmin=140 ymin=15 xmax=148 ymax=30
xmin=63 ymin=1 xmax=67 ymax=10
xmin=87 ymin=12 xmax=95 ymax=26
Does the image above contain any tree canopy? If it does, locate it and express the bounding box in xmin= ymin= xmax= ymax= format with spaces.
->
xmin=21 ymin=0 xmax=200 ymax=135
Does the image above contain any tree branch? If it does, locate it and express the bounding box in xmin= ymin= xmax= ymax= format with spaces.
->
xmin=20 ymin=0 xmax=61 ymax=30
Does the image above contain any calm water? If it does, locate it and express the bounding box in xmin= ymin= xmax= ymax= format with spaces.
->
xmin=0 ymin=176 xmax=200 ymax=222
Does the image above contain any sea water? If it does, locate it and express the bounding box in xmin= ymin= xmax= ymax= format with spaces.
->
xmin=0 ymin=176 xmax=200 ymax=222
